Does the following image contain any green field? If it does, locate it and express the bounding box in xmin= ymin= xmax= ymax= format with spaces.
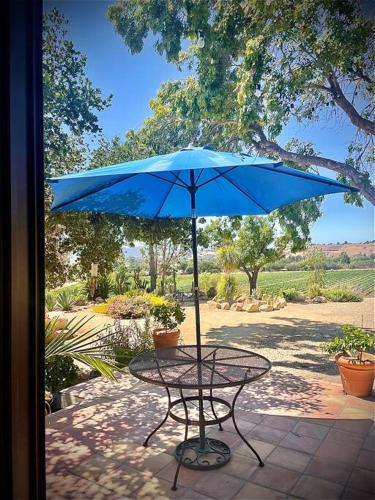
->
xmin=175 ymin=269 xmax=375 ymax=296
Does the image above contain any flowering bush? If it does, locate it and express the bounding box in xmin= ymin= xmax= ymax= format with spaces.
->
xmin=94 ymin=292 xmax=169 ymax=319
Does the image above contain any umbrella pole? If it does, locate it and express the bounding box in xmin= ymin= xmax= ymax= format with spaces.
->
xmin=189 ymin=173 xmax=206 ymax=451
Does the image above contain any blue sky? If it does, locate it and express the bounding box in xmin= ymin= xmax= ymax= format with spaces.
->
xmin=46 ymin=1 xmax=374 ymax=244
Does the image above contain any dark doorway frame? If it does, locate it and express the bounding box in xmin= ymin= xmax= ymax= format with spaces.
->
xmin=0 ymin=0 xmax=46 ymax=498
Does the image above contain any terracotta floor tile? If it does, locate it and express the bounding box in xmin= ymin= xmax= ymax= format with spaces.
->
xmin=181 ymin=488 xmax=214 ymax=499
xmin=315 ymin=438 xmax=361 ymax=465
xmin=333 ymin=419 xmax=373 ymax=436
xmin=156 ymin=460 xmax=206 ymax=488
xmin=234 ymin=438 xmax=275 ymax=461
xmin=293 ymin=421 xmax=329 ymax=440
xmin=342 ymin=487 xmax=374 ymax=500
xmin=135 ymin=476 xmax=188 ymax=499
xmin=362 ymin=433 xmax=375 ymax=451
xmin=262 ymin=416 xmax=298 ymax=432
xmin=356 ymin=449 xmax=375 ymax=471
xmin=291 ymin=474 xmax=343 ymax=499
xmin=223 ymin=417 xmax=256 ymax=435
xmin=206 ymin=428 xmax=241 ymax=448
xmin=251 ymin=463 xmax=300 ymax=493
xmin=279 ymin=432 xmax=321 ymax=454
xmin=234 ymin=481 xmax=287 ymax=499
xmin=304 ymin=418 xmax=335 ymax=427
xmin=248 ymin=424 xmax=288 ymax=445
xmin=326 ymin=428 xmax=364 ymax=449
xmin=234 ymin=410 xmax=264 ymax=424
xmin=347 ymin=467 xmax=375 ymax=494
xmin=97 ymin=463 xmax=152 ymax=497
xmin=46 ymin=471 xmax=115 ymax=499
xmin=193 ymin=470 xmax=245 ymax=499
xmin=267 ymin=446 xmax=311 ymax=473
xmin=220 ymin=454 xmax=259 ymax=481
xmin=71 ymin=453 xmax=121 ymax=482
xmin=304 ymin=456 xmax=352 ymax=485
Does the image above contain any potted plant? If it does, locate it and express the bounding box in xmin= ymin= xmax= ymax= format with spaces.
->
xmin=321 ymin=324 xmax=375 ymax=397
xmin=150 ymin=301 xmax=186 ymax=349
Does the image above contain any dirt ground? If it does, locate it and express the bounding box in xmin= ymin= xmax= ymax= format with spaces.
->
xmin=60 ymin=298 xmax=374 ymax=381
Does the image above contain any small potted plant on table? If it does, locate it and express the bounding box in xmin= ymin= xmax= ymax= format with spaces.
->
xmin=321 ymin=324 xmax=375 ymax=397
xmin=151 ymin=301 xmax=186 ymax=349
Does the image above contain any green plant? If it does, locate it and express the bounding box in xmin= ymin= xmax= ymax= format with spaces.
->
xmin=322 ymin=287 xmax=363 ymax=303
xmin=199 ymin=272 xmax=219 ymax=298
xmin=321 ymin=324 xmax=375 ymax=362
xmin=307 ymin=284 xmax=322 ymax=298
xmin=91 ymin=302 xmax=110 ymax=314
xmin=217 ymin=274 xmax=238 ymax=302
xmin=96 ymin=274 xmax=113 ymax=299
xmin=45 ymin=292 xmax=57 ymax=312
xmin=103 ymin=292 xmax=168 ymax=319
xmin=281 ymin=288 xmax=299 ymax=301
xmin=112 ymin=266 xmax=131 ymax=295
xmin=45 ymin=316 xmax=120 ymax=388
xmin=55 ymin=289 xmax=77 ymax=311
xmin=110 ymin=318 xmax=153 ymax=367
xmin=304 ymin=249 xmax=327 ymax=296
xmin=45 ymin=356 xmax=79 ymax=393
xmin=150 ymin=302 xmax=186 ymax=332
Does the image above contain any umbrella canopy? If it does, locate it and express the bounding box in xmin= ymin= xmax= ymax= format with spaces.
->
xmin=49 ymin=146 xmax=356 ymax=218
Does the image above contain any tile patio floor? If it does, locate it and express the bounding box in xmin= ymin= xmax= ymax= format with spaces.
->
xmin=46 ymin=370 xmax=374 ymax=499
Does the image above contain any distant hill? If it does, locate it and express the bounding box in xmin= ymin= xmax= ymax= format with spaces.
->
xmin=312 ymin=242 xmax=375 ymax=258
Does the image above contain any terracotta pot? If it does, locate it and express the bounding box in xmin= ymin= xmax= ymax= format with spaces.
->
xmin=152 ymin=328 xmax=180 ymax=349
xmin=335 ymin=353 xmax=375 ymax=397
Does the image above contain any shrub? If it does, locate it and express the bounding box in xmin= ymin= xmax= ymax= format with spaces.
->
xmin=96 ymin=274 xmax=113 ymax=299
xmin=111 ymin=266 xmax=131 ymax=295
xmin=322 ymin=287 xmax=363 ymax=302
xmin=217 ymin=274 xmax=238 ymax=302
xmin=150 ymin=302 xmax=186 ymax=331
xmin=45 ymin=292 xmax=57 ymax=312
xmin=281 ymin=288 xmax=299 ymax=301
xmin=92 ymin=303 xmax=110 ymax=314
xmin=110 ymin=318 xmax=153 ymax=367
xmin=45 ymin=355 xmax=79 ymax=393
xmin=55 ymin=289 xmax=76 ymax=311
xmin=199 ymin=272 xmax=219 ymax=298
xmin=307 ymin=284 xmax=321 ymax=298
xmin=321 ymin=324 xmax=375 ymax=361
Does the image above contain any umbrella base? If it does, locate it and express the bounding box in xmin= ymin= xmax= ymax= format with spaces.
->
xmin=175 ymin=437 xmax=231 ymax=470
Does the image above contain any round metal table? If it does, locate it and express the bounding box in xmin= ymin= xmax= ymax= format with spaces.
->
xmin=129 ymin=344 xmax=271 ymax=490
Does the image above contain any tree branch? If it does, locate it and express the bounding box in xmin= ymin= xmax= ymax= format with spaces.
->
xmin=327 ymin=74 xmax=375 ymax=135
xmin=249 ymin=124 xmax=375 ymax=205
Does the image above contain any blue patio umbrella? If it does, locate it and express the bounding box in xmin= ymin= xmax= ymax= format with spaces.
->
xmin=49 ymin=145 xmax=357 ymax=358
xmin=49 ymin=145 xmax=357 ymax=478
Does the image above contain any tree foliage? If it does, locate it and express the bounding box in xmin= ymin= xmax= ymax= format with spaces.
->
xmin=109 ymin=0 xmax=374 ymax=204
xmin=44 ymin=10 xmax=123 ymax=288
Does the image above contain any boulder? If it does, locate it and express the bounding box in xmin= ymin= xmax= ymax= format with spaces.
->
xmin=274 ymin=297 xmax=287 ymax=309
xmin=230 ymin=303 xmax=243 ymax=312
xmin=244 ymin=303 xmax=259 ymax=313
xmin=235 ymin=295 xmax=248 ymax=303
xmin=95 ymin=297 xmax=105 ymax=303
xmin=221 ymin=302 xmax=230 ymax=310
xmin=259 ymin=304 xmax=274 ymax=312
xmin=215 ymin=302 xmax=222 ymax=309
xmin=312 ymin=296 xmax=327 ymax=304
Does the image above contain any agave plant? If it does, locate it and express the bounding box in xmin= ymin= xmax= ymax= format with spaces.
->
xmin=45 ymin=315 xmax=120 ymax=381
xmin=55 ymin=289 xmax=77 ymax=311
xmin=45 ymin=292 xmax=57 ymax=312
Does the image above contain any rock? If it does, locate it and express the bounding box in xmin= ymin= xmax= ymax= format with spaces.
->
xmin=215 ymin=302 xmax=222 ymax=309
xmin=95 ymin=297 xmax=105 ymax=303
xmin=74 ymin=299 xmax=87 ymax=307
xmin=221 ymin=302 xmax=230 ymax=310
xmin=230 ymin=303 xmax=243 ymax=312
xmin=244 ymin=303 xmax=259 ymax=312
xmin=312 ymin=296 xmax=327 ymax=304
xmin=259 ymin=304 xmax=274 ymax=312
xmin=236 ymin=295 xmax=248 ymax=303
xmin=274 ymin=297 xmax=287 ymax=309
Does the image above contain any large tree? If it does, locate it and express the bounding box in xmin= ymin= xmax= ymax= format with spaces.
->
xmin=44 ymin=10 xmax=124 ymax=287
xmin=109 ymin=0 xmax=374 ymax=204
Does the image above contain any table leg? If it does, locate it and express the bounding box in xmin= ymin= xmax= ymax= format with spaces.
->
xmin=143 ymin=386 xmax=171 ymax=447
xmin=172 ymin=388 xmax=189 ymax=491
xmin=231 ymin=383 xmax=264 ymax=467
xmin=210 ymin=388 xmax=223 ymax=431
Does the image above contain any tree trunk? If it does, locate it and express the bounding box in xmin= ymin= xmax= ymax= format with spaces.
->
xmin=250 ymin=124 xmax=375 ymax=206
xmin=243 ymin=268 xmax=259 ymax=296
xmin=148 ymin=242 xmax=157 ymax=291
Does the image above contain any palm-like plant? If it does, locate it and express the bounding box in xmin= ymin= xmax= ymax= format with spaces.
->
xmin=45 ymin=315 xmax=120 ymax=381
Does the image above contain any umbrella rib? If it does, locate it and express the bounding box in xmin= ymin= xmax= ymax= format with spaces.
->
xmin=196 ymin=166 xmax=239 ymax=189
xmin=146 ymin=172 xmax=188 ymax=189
xmin=214 ymin=168 xmax=270 ymax=213
xmin=52 ymin=173 xmax=140 ymax=210
xmin=154 ymin=171 xmax=182 ymax=218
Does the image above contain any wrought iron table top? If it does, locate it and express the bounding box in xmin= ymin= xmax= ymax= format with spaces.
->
xmin=129 ymin=344 xmax=271 ymax=390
